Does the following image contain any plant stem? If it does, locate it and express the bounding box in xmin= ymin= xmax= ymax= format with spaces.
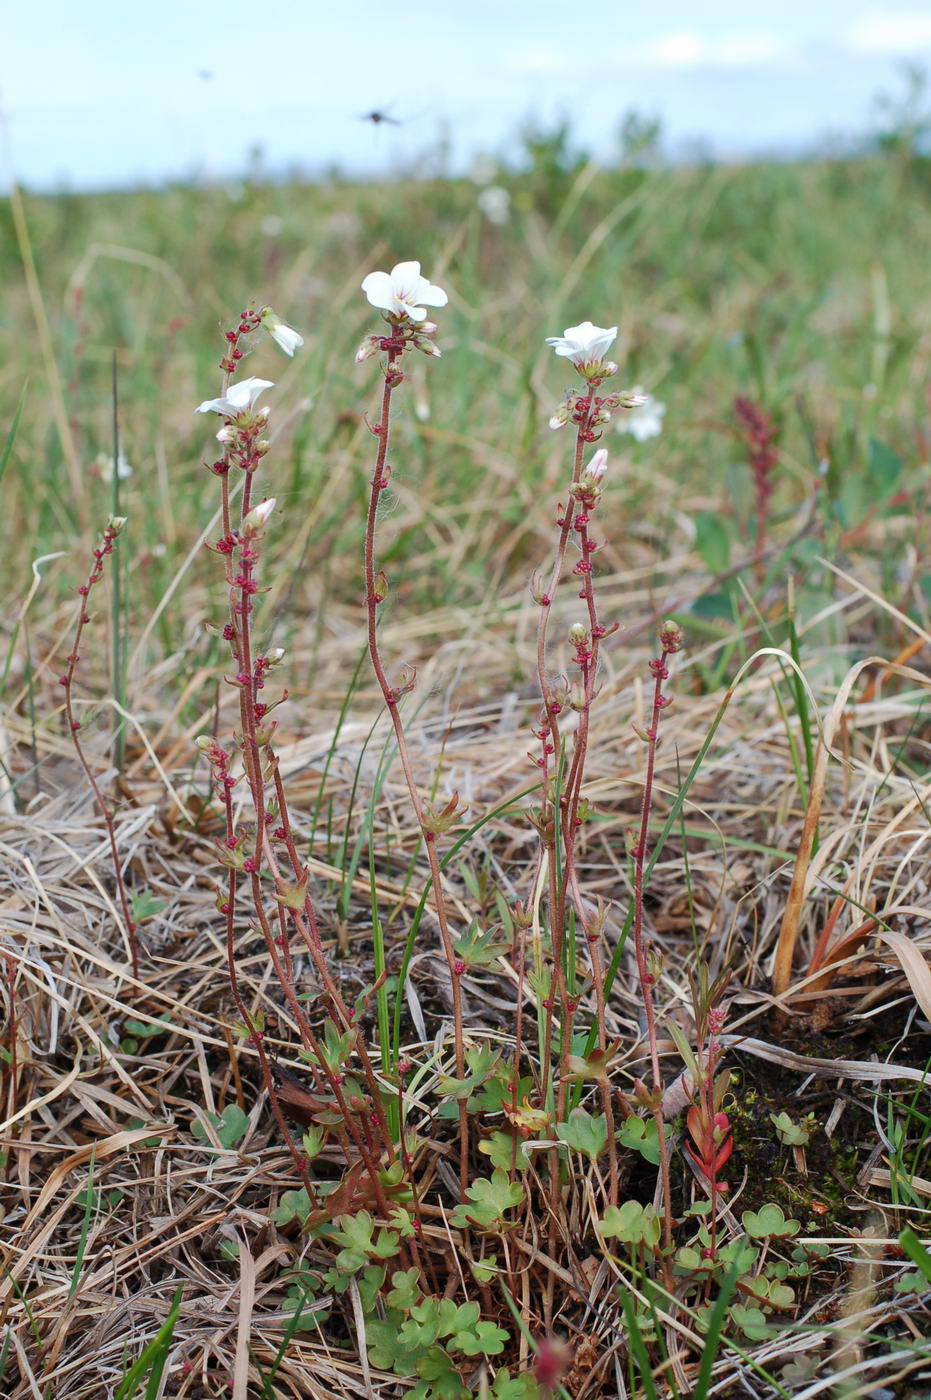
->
xmin=61 ymin=520 xmax=139 ymax=980
xmin=632 ymin=639 xmax=678 ymax=1258
xmin=363 ymin=349 xmax=468 ymax=1197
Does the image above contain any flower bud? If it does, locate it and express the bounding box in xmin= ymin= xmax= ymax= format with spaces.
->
xmin=266 ymin=646 xmax=285 ymax=666
xmin=355 ymin=336 xmax=381 ymax=363
xmin=530 ymin=570 xmax=550 ymax=605
xmin=659 ymin=619 xmax=683 ymax=653
xmin=216 ymin=426 xmax=234 ymax=443
xmin=569 ymin=683 xmax=587 ymax=712
xmin=568 ymin=623 xmax=589 ymax=646
xmin=260 ymin=308 xmax=304 ymax=357
xmin=549 ymin=402 xmax=571 ymax=431
xmin=107 ymin=515 xmax=127 ymax=536
xmin=194 ymin=735 xmax=215 ymax=753
xmin=582 ymin=448 xmax=608 ymax=483
xmin=241 ymin=498 xmax=276 ymax=536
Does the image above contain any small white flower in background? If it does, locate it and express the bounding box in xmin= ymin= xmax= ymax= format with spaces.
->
xmin=477 ymin=185 xmax=510 ymax=225
xmin=617 ymin=387 xmax=666 ymax=442
xmin=470 ymin=154 xmax=498 ymax=185
xmin=361 ymin=261 xmax=448 ymax=323
xmin=261 ymin=309 xmax=304 ymax=357
xmin=546 ymin=321 xmax=617 ymax=372
xmin=260 ymin=215 xmax=283 ymax=237
xmin=582 ymin=448 xmax=609 ymax=482
xmin=196 ymin=377 xmax=274 ymax=417
xmin=94 ymin=450 xmax=133 ymax=483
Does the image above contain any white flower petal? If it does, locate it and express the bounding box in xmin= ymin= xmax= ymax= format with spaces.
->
xmin=417 ymin=281 xmax=448 ymax=308
xmin=390 ymin=260 xmax=423 ymax=289
xmin=362 ymin=261 xmax=448 ymax=323
xmin=269 ymin=322 xmax=304 ymax=356
xmin=548 ymin=321 xmax=617 ymax=367
xmin=195 ymin=376 xmax=274 ymax=417
xmin=361 ymin=270 xmax=394 ymax=310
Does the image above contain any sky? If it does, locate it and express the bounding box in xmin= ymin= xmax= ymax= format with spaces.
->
xmin=4 ymin=1 xmax=931 ymax=190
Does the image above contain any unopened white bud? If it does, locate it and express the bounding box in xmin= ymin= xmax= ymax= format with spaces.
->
xmin=216 ymin=426 xmax=234 ymax=443
xmin=261 ymin=309 xmax=304 ymax=357
xmin=107 ymin=515 xmax=127 ymax=536
xmin=241 ymin=498 xmax=277 ymax=536
xmin=568 ymin=623 xmax=589 ymax=645
xmin=582 ymin=448 xmax=608 ymax=483
xmin=355 ymin=336 xmax=381 ymax=364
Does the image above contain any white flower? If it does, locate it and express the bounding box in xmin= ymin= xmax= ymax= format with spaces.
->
xmin=361 ymin=260 xmax=448 ymax=323
xmin=582 ymin=448 xmax=608 ymax=482
xmin=195 ymin=377 xmax=274 ymax=417
xmin=545 ymin=321 xmax=617 ymax=371
xmin=618 ymin=388 xmax=666 ymax=442
xmin=94 ymin=450 xmax=133 ymax=483
xmin=260 ymin=215 xmax=283 ymax=237
xmin=477 ymin=185 xmax=510 ymax=225
xmin=261 ymin=309 xmax=304 ymax=357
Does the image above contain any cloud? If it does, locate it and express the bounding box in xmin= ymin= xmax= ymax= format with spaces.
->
xmin=646 ymin=31 xmax=789 ymax=70
xmin=847 ymin=10 xmax=931 ymax=53
xmin=509 ymin=30 xmax=790 ymax=78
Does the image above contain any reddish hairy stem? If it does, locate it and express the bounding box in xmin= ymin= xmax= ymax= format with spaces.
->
xmin=363 ymin=349 xmax=469 ymax=1197
xmin=62 ymin=523 xmax=139 ymax=980
xmin=632 ymin=645 xmax=676 ymax=1256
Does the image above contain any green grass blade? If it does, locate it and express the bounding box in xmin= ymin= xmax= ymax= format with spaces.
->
xmin=899 ymin=1227 xmax=931 ymax=1284
xmin=0 ymin=382 xmax=27 ymax=489
xmin=67 ymin=1147 xmax=96 ymax=1301
xmin=114 ymin=1282 xmax=184 ymax=1400
xmin=692 ymin=1262 xmax=741 ymax=1399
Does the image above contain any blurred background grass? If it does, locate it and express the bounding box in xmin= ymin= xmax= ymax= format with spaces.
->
xmin=3 ymin=126 xmax=931 ymax=722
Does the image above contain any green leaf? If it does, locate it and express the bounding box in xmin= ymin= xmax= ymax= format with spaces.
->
xmin=386 ymin=1266 xmax=422 ymax=1311
xmin=556 ymin=1108 xmax=608 ymax=1162
xmin=357 ymin=1263 xmax=386 ymax=1313
xmin=492 ymin=1371 xmax=540 ymax=1399
xmin=450 ymin=1319 xmax=509 ymax=1356
xmin=271 ymin=1188 xmax=312 ymax=1228
xmin=600 ymin=1200 xmax=661 ymax=1248
xmin=478 ymin=1131 xmax=530 ymax=1171
xmin=741 ymin=1204 xmax=800 ymax=1239
xmin=129 ymin=889 xmax=167 ymax=923
xmin=436 ymin=1046 xmax=500 ymax=1100
xmin=866 ymin=436 xmax=903 ymax=498
xmin=769 ymin=1110 xmax=811 ymax=1147
xmin=694 ymin=510 xmax=732 ymax=574
xmin=729 ymin=1304 xmax=771 ymax=1340
xmin=617 ymin=1115 xmax=663 ymax=1165
xmin=453 ymin=923 xmax=510 ymax=968
xmin=450 ymin=1170 xmax=524 ymax=1231
xmin=123 ymin=1013 xmax=172 ymax=1040
xmin=191 ymin=1104 xmax=249 ymax=1149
